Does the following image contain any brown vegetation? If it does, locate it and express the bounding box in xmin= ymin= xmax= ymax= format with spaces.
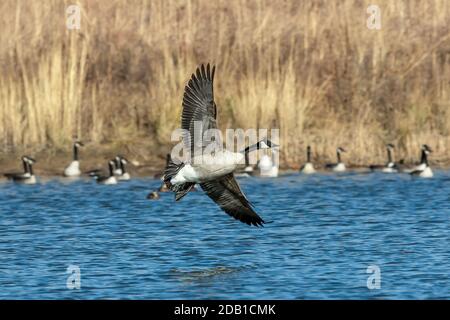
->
xmin=1 ymin=0 xmax=450 ymax=170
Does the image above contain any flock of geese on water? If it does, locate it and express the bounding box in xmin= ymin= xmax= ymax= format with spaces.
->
xmin=3 ymin=142 xmax=131 ymax=185
xmin=1 ymin=64 xmax=437 ymax=227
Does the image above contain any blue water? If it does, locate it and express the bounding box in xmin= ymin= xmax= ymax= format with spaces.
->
xmin=0 ymin=171 xmax=449 ymax=299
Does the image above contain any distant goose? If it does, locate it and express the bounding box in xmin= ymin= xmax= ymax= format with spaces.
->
xmin=117 ymin=156 xmax=131 ymax=181
xmin=7 ymin=156 xmax=37 ymax=184
xmin=300 ymin=145 xmax=316 ymax=174
xmin=163 ymin=64 xmax=277 ymax=226
xmin=96 ymin=161 xmax=118 ymax=185
xmin=113 ymin=155 xmax=123 ymax=176
xmin=235 ymin=150 xmax=255 ymax=177
xmin=326 ymin=147 xmax=346 ymax=172
xmin=4 ymin=156 xmax=31 ymax=180
xmin=64 ymin=141 xmax=84 ymax=177
xmin=147 ymin=191 xmax=160 ymax=200
xmin=243 ymin=151 xmax=255 ymax=174
xmin=86 ymin=169 xmax=102 ymax=178
xmin=410 ymin=144 xmax=433 ymax=178
xmin=369 ymin=144 xmax=398 ymax=173
xmin=258 ymin=147 xmax=279 ymax=177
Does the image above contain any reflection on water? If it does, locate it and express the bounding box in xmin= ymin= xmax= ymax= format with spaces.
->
xmin=0 ymin=171 xmax=449 ymax=299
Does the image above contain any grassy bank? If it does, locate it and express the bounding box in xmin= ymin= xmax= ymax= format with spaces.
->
xmin=1 ymin=0 xmax=450 ymax=168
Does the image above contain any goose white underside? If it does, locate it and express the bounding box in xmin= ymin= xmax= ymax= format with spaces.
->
xmin=118 ymin=172 xmax=131 ymax=181
xmin=412 ymin=163 xmax=426 ymax=172
xmin=332 ymin=163 xmax=346 ymax=172
xmin=258 ymin=155 xmax=279 ymax=177
xmin=301 ymin=162 xmax=316 ymax=174
xmin=382 ymin=165 xmax=398 ymax=173
xmin=412 ymin=166 xmax=433 ymax=178
xmin=419 ymin=167 xmax=433 ymax=178
xmin=171 ymin=151 xmax=244 ymax=185
xmin=244 ymin=166 xmax=254 ymax=173
xmin=403 ymin=163 xmax=426 ymax=174
xmin=18 ymin=175 xmax=37 ymax=185
xmin=64 ymin=161 xmax=81 ymax=177
xmin=114 ymin=169 xmax=123 ymax=176
xmin=98 ymin=176 xmax=118 ymax=185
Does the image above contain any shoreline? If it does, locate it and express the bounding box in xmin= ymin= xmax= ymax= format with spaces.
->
xmin=1 ymin=157 xmax=449 ymax=180
xmin=1 ymin=142 xmax=449 ymax=179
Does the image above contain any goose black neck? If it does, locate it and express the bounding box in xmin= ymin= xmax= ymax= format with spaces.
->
xmin=73 ymin=145 xmax=79 ymax=161
xmin=23 ymin=159 xmax=29 ymax=174
xmin=109 ymin=163 xmax=114 ymax=177
xmin=28 ymin=163 xmax=34 ymax=176
xmin=420 ymin=150 xmax=428 ymax=166
xmin=337 ymin=151 xmax=342 ymax=163
xmin=120 ymin=161 xmax=127 ymax=174
xmin=244 ymin=152 xmax=250 ymax=166
xmin=307 ymin=147 xmax=311 ymax=162
xmin=241 ymin=141 xmax=264 ymax=155
xmin=387 ymin=148 xmax=392 ymax=163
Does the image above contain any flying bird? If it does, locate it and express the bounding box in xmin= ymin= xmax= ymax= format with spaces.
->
xmin=163 ymin=64 xmax=276 ymax=226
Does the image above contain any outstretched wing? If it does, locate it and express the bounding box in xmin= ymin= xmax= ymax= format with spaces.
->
xmin=181 ymin=64 xmax=218 ymax=158
xmin=200 ymin=173 xmax=265 ymax=226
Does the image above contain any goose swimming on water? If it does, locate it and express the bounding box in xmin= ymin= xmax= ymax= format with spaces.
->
xmin=96 ymin=160 xmax=118 ymax=185
xmin=113 ymin=155 xmax=123 ymax=176
xmin=258 ymin=147 xmax=279 ymax=177
xmin=5 ymin=156 xmax=37 ymax=184
xmin=64 ymin=141 xmax=84 ymax=177
xmin=369 ymin=144 xmax=398 ymax=173
xmin=410 ymin=144 xmax=433 ymax=178
xmin=117 ymin=156 xmax=131 ymax=181
xmin=326 ymin=147 xmax=346 ymax=172
xmin=235 ymin=150 xmax=255 ymax=177
xmin=4 ymin=156 xmax=31 ymax=180
xmin=300 ymin=145 xmax=316 ymax=174
xmin=163 ymin=64 xmax=277 ymax=226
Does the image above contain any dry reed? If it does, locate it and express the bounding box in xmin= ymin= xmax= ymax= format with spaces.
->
xmin=1 ymin=0 xmax=450 ymax=167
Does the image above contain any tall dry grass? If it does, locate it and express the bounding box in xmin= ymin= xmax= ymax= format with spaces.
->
xmin=1 ymin=0 xmax=450 ymax=166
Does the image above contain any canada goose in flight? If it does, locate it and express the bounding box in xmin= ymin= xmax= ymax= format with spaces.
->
xmin=64 ymin=141 xmax=84 ymax=177
xmin=5 ymin=156 xmax=37 ymax=184
xmin=369 ymin=144 xmax=398 ymax=173
xmin=410 ymin=144 xmax=433 ymax=178
xmin=117 ymin=156 xmax=131 ymax=181
xmin=300 ymin=145 xmax=316 ymax=174
xmin=326 ymin=147 xmax=346 ymax=172
xmin=163 ymin=64 xmax=277 ymax=226
xmin=258 ymin=148 xmax=279 ymax=177
xmin=96 ymin=161 xmax=118 ymax=185
xmin=4 ymin=156 xmax=31 ymax=180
